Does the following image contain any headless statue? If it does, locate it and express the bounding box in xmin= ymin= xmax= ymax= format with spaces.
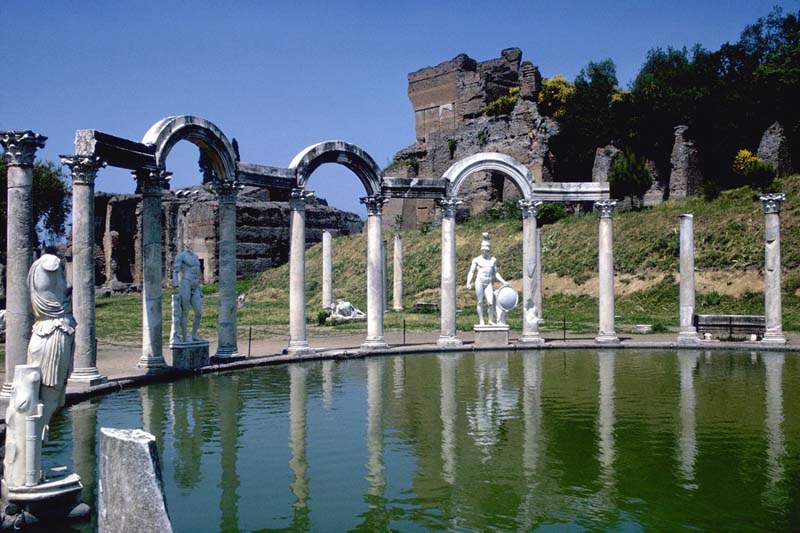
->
xmin=465 ymin=233 xmax=507 ymax=326
xmin=171 ymin=247 xmax=203 ymax=343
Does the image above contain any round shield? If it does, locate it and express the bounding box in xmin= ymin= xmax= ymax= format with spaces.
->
xmin=495 ymin=285 xmax=519 ymax=312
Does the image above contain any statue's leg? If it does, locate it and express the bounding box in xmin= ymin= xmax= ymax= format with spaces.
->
xmin=475 ymin=283 xmax=484 ymax=325
xmin=180 ymin=282 xmax=191 ymax=340
xmin=485 ymin=285 xmax=497 ymax=324
xmin=190 ymin=289 xmax=202 ymax=341
xmin=39 ymin=385 xmax=62 ymax=444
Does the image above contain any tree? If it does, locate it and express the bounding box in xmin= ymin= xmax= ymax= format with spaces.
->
xmin=608 ymin=150 xmax=652 ymax=208
xmin=538 ymin=75 xmax=575 ymax=118
xmin=0 ymin=158 xmax=72 ymax=259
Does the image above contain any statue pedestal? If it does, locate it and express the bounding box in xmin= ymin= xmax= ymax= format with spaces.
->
xmin=474 ymin=324 xmax=509 ymax=348
xmin=2 ymin=470 xmax=86 ymax=523
xmin=167 ymin=340 xmax=210 ymax=370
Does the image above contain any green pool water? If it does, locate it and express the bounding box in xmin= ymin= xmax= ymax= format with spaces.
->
xmin=45 ymin=350 xmax=800 ymax=531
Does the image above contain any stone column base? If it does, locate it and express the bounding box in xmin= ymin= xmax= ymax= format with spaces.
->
xmin=68 ymin=367 xmax=108 ymax=388
xmin=595 ymin=333 xmax=620 ymax=344
xmin=518 ymin=334 xmax=545 ymax=345
xmin=137 ymin=355 xmax=166 ymax=369
xmin=474 ymin=325 xmax=509 ymax=348
xmin=286 ymin=341 xmax=316 ymax=356
xmin=677 ymin=330 xmax=700 ymax=345
xmin=167 ymin=340 xmax=210 ymax=369
xmin=761 ymin=332 xmax=787 ymax=345
xmin=437 ymin=335 xmax=463 ymax=348
xmin=360 ymin=338 xmax=388 ymax=351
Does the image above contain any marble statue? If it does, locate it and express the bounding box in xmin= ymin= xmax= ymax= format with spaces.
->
xmin=171 ymin=247 xmax=203 ymax=343
xmin=326 ymin=299 xmax=367 ymax=324
xmin=466 ymin=233 xmax=508 ymax=326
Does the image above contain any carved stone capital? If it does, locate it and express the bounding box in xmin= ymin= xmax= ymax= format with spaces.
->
xmin=437 ymin=197 xmax=463 ymax=219
xmin=60 ymin=155 xmax=106 ymax=186
xmin=289 ymin=188 xmax=315 ymax=210
xmin=518 ymin=199 xmax=543 ymax=219
xmin=212 ymin=179 xmax=241 ymax=204
xmin=133 ymin=168 xmax=170 ymax=195
xmin=760 ymin=193 xmax=785 ymax=214
xmin=360 ymin=194 xmax=388 ymax=216
xmin=594 ymin=200 xmax=617 ymax=219
xmin=0 ymin=131 xmax=47 ymax=167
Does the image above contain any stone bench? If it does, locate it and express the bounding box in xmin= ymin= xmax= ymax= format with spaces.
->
xmin=693 ymin=314 xmax=765 ymax=337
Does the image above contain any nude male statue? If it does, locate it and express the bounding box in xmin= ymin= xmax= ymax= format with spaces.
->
xmin=172 ymin=247 xmax=203 ymax=343
xmin=465 ymin=233 xmax=508 ymax=326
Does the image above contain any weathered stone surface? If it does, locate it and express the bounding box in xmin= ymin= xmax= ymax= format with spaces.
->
xmin=669 ymin=125 xmax=704 ymax=198
xmin=99 ymin=428 xmax=172 ymax=533
xmin=591 ymin=145 xmax=621 ymax=183
xmin=167 ymin=340 xmax=209 ymax=369
xmin=757 ymin=121 xmax=792 ymax=177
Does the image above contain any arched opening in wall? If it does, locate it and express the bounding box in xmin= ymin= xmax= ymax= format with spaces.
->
xmin=456 ymin=170 xmax=525 ymax=219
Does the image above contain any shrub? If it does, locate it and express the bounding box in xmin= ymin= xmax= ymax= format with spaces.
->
xmin=419 ymin=222 xmax=432 ymax=235
xmin=608 ymin=150 xmax=652 ymax=207
xmin=538 ymin=75 xmax=575 ymax=118
xmin=731 ymin=148 xmax=775 ymax=189
xmin=537 ymin=203 xmax=568 ymax=225
xmin=486 ymin=86 xmax=520 ymax=116
xmin=447 ymin=138 xmax=458 ymax=159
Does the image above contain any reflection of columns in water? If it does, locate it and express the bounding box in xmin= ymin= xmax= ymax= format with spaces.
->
xmin=677 ymin=351 xmax=698 ymax=486
xmin=289 ymin=365 xmax=310 ymax=527
xmin=366 ymin=358 xmax=385 ymax=497
xmin=140 ymin=385 xmax=167 ymax=446
xmin=763 ymin=353 xmax=785 ymax=490
xmin=219 ymin=376 xmax=242 ymax=531
xmin=467 ymin=353 xmax=516 ymax=454
xmin=321 ymin=359 xmax=334 ymax=409
xmin=392 ymin=356 xmax=405 ymax=400
xmin=522 ymin=351 xmax=544 ymax=477
xmin=439 ymin=354 xmax=459 ymax=484
xmin=71 ymin=401 xmax=99 ymax=508
xmin=597 ymin=351 xmax=616 ymax=485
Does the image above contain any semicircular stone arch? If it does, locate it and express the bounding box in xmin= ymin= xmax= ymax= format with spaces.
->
xmin=443 ymin=152 xmax=533 ymax=200
xmin=142 ymin=115 xmax=237 ymax=187
xmin=289 ymin=140 xmax=383 ymax=196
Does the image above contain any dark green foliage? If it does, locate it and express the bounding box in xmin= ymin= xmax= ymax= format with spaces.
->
xmin=447 ymin=138 xmax=458 ymax=159
xmin=608 ymin=150 xmax=652 ymax=206
xmin=385 ymin=157 xmax=419 ymax=174
xmin=0 ymin=158 xmax=71 ymax=258
xmin=419 ymin=222 xmax=432 ymax=235
xmin=537 ymin=203 xmax=568 ymax=225
xmin=485 ymin=87 xmax=520 ymax=116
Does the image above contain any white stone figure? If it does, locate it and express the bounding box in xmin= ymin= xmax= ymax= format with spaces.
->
xmin=4 ymin=365 xmax=45 ymax=488
xmin=466 ymin=233 xmax=508 ymax=326
xmin=26 ymin=254 xmax=76 ymax=439
xmin=330 ymin=299 xmax=366 ymax=320
xmin=171 ymin=247 xmax=203 ymax=343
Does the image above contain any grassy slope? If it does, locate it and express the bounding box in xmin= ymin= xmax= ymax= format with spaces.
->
xmin=91 ymin=175 xmax=800 ymax=344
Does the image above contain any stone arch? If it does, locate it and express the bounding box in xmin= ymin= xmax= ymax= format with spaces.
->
xmin=443 ymin=152 xmax=533 ymax=199
xmin=142 ymin=115 xmax=237 ymax=185
xmin=289 ymin=140 xmax=382 ymax=196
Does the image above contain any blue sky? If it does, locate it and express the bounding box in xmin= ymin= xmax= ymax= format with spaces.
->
xmin=2 ymin=0 xmax=797 ymax=217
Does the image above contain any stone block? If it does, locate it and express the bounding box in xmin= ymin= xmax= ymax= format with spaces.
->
xmin=474 ymin=324 xmax=509 ymax=348
xmin=167 ymin=340 xmax=210 ymax=370
xmin=98 ymin=428 xmax=172 ymax=533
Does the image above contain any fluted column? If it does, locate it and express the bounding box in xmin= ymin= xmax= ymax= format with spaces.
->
xmin=437 ymin=198 xmax=462 ymax=347
xmin=361 ymin=195 xmax=388 ymax=350
xmin=62 ymin=155 xmax=107 ymax=385
xmin=392 ymin=233 xmax=403 ymax=311
xmin=135 ymin=169 xmax=169 ymax=368
xmin=0 ymin=131 xmax=45 ymax=405
xmin=288 ymin=189 xmax=313 ymax=355
xmin=678 ymin=214 xmax=699 ymax=344
xmin=595 ymin=201 xmax=619 ymax=343
xmin=761 ymin=194 xmax=786 ymax=344
xmin=214 ymin=184 xmax=241 ymax=358
xmin=519 ymin=199 xmax=544 ymax=344
xmin=322 ymin=230 xmax=333 ymax=309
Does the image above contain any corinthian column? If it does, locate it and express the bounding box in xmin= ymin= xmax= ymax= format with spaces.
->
xmin=519 ymin=199 xmax=544 ymax=344
xmin=361 ymin=195 xmax=388 ymax=350
xmin=288 ymin=189 xmax=313 ymax=355
xmin=213 ymin=182 xmax=241 ymax=359
xmin=678 ymin=214 xmax=699 ymax=344
xmin=135 ymin=169 xmax=169 ymax=368
xmin=62 ymin=154 xmax=107 ymax=385
xmin=0 ymin=131 xmax=46 ymax=405
xmin=437 ymin=198 xmax=462 ymax=347
xmin=761 ymin=193 xmax=786 ymax=344
xmin=392 ymin=232 xmax=403 ymax=311
xmin=595 ymin=201 xmax=619 ymax=344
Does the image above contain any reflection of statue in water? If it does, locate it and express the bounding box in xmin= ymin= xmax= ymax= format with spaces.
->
xmin=171 ymin=247 xmax=203 ymax=343
xmin=466 ymin=233 xmax=508 ymax=326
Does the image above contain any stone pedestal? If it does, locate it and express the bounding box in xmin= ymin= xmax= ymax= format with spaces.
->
xmin=2 ymin=472 xmax=84 ymax=524
xmin=595 ymin=201 xmax=619 ymax=344
xmin=0 ymin=131 xmax=46 ymax=409
xmin=361 ymin=195 xmax=388 ymax=351
xmin=437 ymin=199 xmax=462 ymax=348
xmin=168 ymin=340 xmax=210 ymax=370
xmin=678 ymin=214 xmax=700 ymax=345
xmin=474 ymin=325 xmax=509 ymax=348
xmin=761 ymin=193 xmax=786 ymax=345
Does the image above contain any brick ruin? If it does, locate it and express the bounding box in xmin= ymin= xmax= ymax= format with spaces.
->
xmin=68 ymin=185 xmax=362 ymax=291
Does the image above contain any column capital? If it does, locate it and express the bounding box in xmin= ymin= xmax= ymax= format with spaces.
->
xmin=436 ymin=197 xmax=463 ymax=218
xmin=60 ymin=155 xmax=106 ymax=185
xmin=0 ymin=131 xmax=47 ymax=168
xmin=209 ymin=176 xmax=241 ymax=203
xmin=594 ymin=200 xmax=617 ymax=219
xmin=518 ymin=199 xmax=543 ymax=219
xmin=360 ymin=194 xmax=388 ymax=216
xmin=290 ymin=188 xmax=314 ymax=210
xmin=133 ymin=168 xmax=170 ymax=195
xmin=760 ymin=193 xmax=785 ymax=214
